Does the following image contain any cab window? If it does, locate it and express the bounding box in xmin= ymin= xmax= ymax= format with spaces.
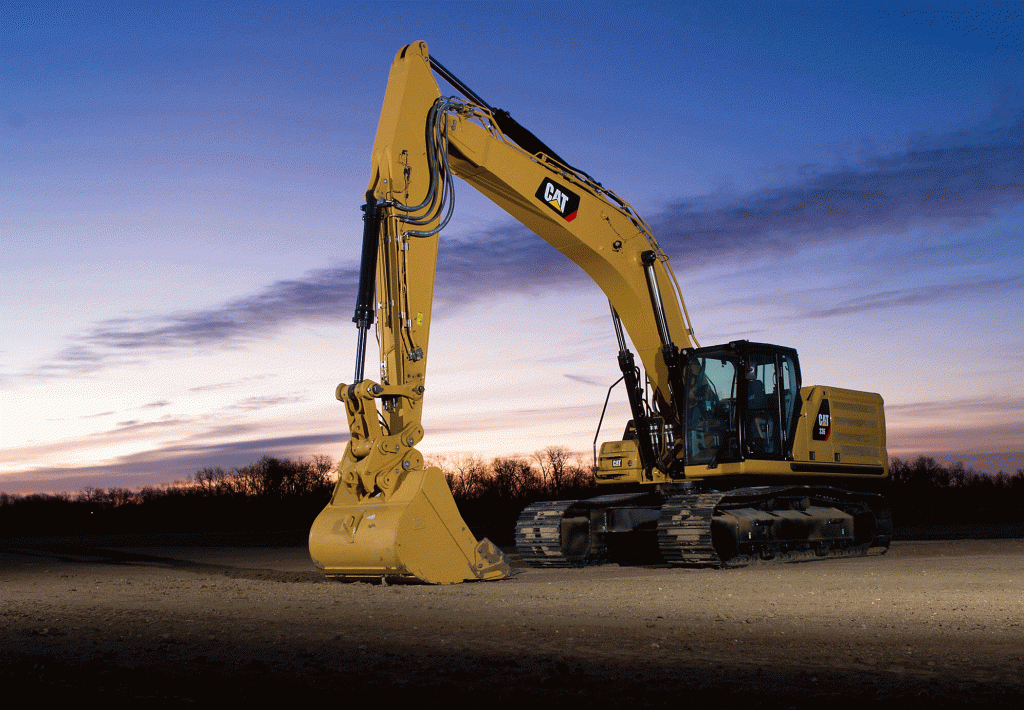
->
xmin=743 ymin=351 xmax=798 ymax=459
xmin=685 ymin=356 xmax=738 ymax=465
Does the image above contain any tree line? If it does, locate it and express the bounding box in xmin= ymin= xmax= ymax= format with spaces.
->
xmin=0 ymin=456 xmax=336 ymax=541
xmin=887 ymin=456 xmax=1024 ymax=536
xmin=1 ymin=452 xmax=1021 ymax=543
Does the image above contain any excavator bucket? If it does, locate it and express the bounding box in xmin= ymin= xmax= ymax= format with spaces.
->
xmin=309 ymin=466 xmax=511 ymax=584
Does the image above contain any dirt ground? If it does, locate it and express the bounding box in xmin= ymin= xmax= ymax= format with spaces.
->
xmin=2 ymin=539 xmax=1023 ymax=708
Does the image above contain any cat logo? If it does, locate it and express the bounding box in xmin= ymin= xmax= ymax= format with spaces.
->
xmin=535 ymin=178 xmax=580 ymax=222
xmin=812 ymin=399 xmax=832 ymax=441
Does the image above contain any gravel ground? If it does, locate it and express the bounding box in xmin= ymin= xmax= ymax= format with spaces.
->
xmin=2 ymin=539 xmax=1023 ymax=708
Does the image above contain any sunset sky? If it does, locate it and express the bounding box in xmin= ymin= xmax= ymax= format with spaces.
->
xmin=3 ymin=1 xmax=1023 ymax=494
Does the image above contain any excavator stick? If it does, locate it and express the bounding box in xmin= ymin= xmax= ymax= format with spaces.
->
xmin=309 ymin=465 xmax=510 ymax=584
xmin=306 ymin=43 xmax=514 ymax=585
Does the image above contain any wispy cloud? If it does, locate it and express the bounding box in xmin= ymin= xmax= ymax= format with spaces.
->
xmin=26 ymin=266 xmax=361 ymax=379
xmin=890 ymin=419 xmax=1023 ymax=457
xmin=562 ymin=373 xmax=609 ymax=388
xmin=86 ymin=266 xmax=362 ymax=351
xmin=0 ymin=431 xmax=347 ymax=494
xmin=653 ymin=116 xmax=1024 ymax=259
xmin=2 ymin=396 xmax=314 ymax=473
xmin=112 ymin=418 xmax=191 ymax=433
xmin=886 ymin=394 xmax=1024 ymax=470
xmin=887 ymin=394 xmax=1024 ymax=419
xmin=225 ymin=395 xmax=307 ymax=411
xmin=799 ymin=274 xmax=1024 ymax=319
xmin=0 ymin=416 xmax=195 ymax=466
xmin=27 ymin=111 xmax=1024 ymax=378
xmin=188 ymin=374 xmax=277 ymax=392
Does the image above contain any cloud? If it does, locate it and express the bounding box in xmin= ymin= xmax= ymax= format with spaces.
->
xmin=87 ymin=266 xmax=362 ymax=351
xmin=652 ymin=116 xmax=1024 ymax=260
xmin=225 ymin=395 xmax=307 ymax=411
xmin=562 ymin=373 xmax=609 ymax=387
xmin=188 ymin=374 xmax=276 ymax=392
xmin=887 ymin=394 xmax=1024 ymax=420
xmin=25 ymin=266 xmax=361 ymax=379
xmin=433 ymin=222 xmax=571 ymax=308
xmin=28 ymin=109 xmax=1024 ymax=377
xmin=113 ymin=418 xmax=191 ymax=433
xmin=1 ymin=394 xmax=314 ymax=476
xmin=799 ymin=274 xmax=1024 ymax=319
xmin=886 ymin=394 xmax=1024 ymax=473
xmin=0 ymin=431 xmax=347 ymax=495
xmin=1 ymin=417 xmax=196 ymax=466
xmin=889 ymin=418 xmax=1023 ymax=458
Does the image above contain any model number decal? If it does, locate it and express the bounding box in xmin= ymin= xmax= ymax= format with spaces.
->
xmin=536 ymin=178 xmax=580 ymax=222
xmin=812 ymin=399 xmax=832 ymax=441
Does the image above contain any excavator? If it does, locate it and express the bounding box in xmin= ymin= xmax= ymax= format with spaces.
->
xmin=308 ymin=42 xmax=892 ymax=583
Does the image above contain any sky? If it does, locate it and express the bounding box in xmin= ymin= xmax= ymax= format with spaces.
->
xmin=3 ymin=0 xmax=1023 ymax=494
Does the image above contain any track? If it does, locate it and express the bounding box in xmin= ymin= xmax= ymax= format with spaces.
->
xmin=516 ymin=486 xmax=893 ymax=569
xmin=515 ymin=499 xmax=607 ymax=567
xmin=655 ymin=492 xmax=726 ymax=566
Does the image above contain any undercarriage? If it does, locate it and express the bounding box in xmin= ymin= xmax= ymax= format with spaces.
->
xmin=515 ymin=485 xmax=893 ymax=569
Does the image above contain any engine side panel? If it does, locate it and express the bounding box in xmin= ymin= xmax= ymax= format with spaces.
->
xmin=792 ymin=386 xmax=887 ymax=471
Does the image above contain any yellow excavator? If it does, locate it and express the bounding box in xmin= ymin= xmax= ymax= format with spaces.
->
xmin=308 ymin=42 xmax=892 ymax=583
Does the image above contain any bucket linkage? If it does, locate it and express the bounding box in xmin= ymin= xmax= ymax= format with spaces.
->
xmin=309 ymin=381 xmax=511 ymax=584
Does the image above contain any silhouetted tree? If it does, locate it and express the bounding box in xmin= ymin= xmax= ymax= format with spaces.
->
xmin=490 ymin=456 xmax=534 ymax=499
xmin=534 ymin=446 xmax=572 ymax=495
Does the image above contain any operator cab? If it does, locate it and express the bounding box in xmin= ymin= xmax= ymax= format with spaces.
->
xmin=684 ymin=341 xmax=801 ymax=467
